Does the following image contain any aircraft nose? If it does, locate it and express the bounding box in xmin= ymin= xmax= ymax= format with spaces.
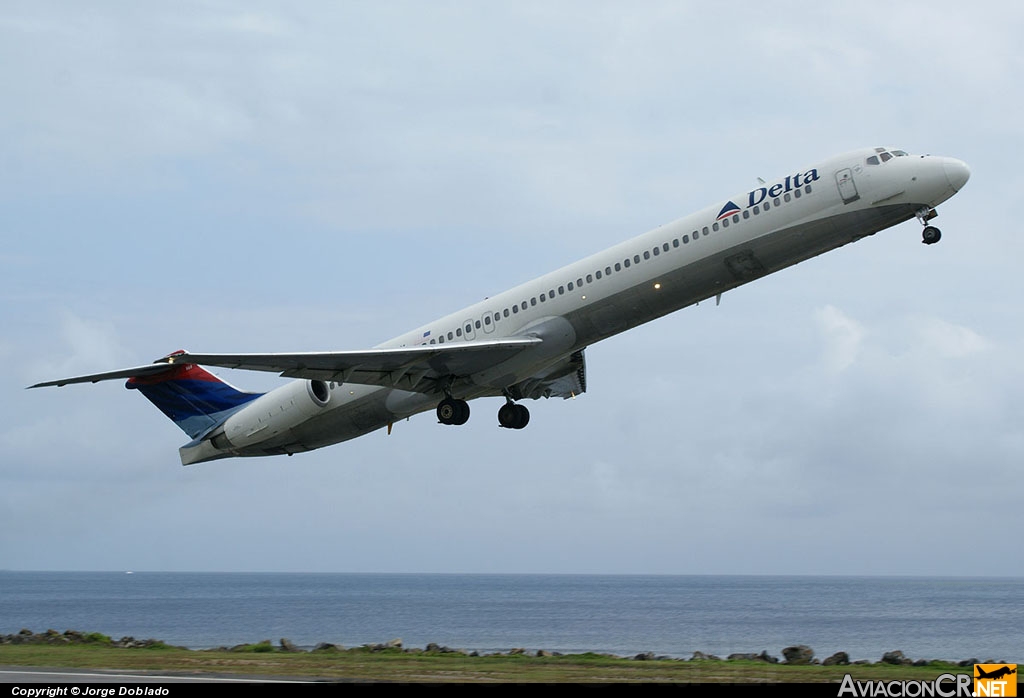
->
xmin=943 ymin=158 xmax=970 ymax=192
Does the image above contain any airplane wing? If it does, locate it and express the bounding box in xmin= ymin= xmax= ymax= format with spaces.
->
xmin=510 ymin=349 xmax=587 ymax=400
xmin=171 ymin=336 xmax=544 ymax=393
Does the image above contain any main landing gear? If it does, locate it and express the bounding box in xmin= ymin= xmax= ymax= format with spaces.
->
xmin=916 ymin=206 xmax=942 ymax=245
xmin=497 ymin=400 xmax=530 ymax=430
xmin=436 ymin=397 xmax=470 ymax=425
xmin=435 ymin=396 xmax=531 ymax=430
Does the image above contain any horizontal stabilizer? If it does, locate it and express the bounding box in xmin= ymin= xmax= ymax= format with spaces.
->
xmin=28 ymin=362 xmax=180 ymax=388
xmin=28 ymin=350 xmax=263 ymax=439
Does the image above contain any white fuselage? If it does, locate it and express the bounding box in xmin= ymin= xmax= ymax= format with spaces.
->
xmin=197 ymin=147 xmax=969 ymax=461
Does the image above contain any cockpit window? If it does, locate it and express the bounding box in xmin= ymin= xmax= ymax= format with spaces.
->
xmin=867 ymin=147 xmax=908 ymax=166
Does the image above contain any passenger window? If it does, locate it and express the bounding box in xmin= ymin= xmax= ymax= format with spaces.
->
xmin=577 ymin=278 xmax=584 ymax=286
xmin=531 ymin=297 xmax=537 ymax=306
xmin=753 ymin=205 xmax=760 ymax=214
xmin=713 ymin=222 xmax=719 ymax=232
xmin=595 ymin=270 xmax=602 ymax=279
xmin=586 ymin=274 xmax=593 ymax=283
xmin=634 ymin=254 xmax=640 ymax=264
xmin=732 ymin=214 xmax=739 ymax=223
xmin=494 ymin=313 xmax=500 ymax=322
xmin=430 ymin=339 xmax=436 ymax=344
xmin=447 ymin=332 xmax=453 ymax=340
xmin=722 ymin=218 xmax=730 ymax=228
xmin=643 ymin=251 xmax=650 ymax=260
xmin=653 ymin=246 xmax=660 ymax=255
xmin=484 ymin=316 xmax=491 ymax=325
xmin=456 ymin=328 xmax=462 ymax=337
xmin=512 ymin=305 xmax=518 ymax=314
xmin=568 ymin=281 xmax=574 ymax=291
xmin=773 ymin=198 xmax=780 ymax=207
xmin=475 ymin=320 xmax=481 ymax=329
xmin=614 ymin=262 xmax=621 ymax=271
xmin=540 ymin=293 xmax=546 ymax=301
xmin=624 ymin=258 xmax=630 ymax=267
xmin=663 ymin=243 xmax=669 ymax=252
xmin=763 ymin=202 xmax=770 ymax=211
xmin=503 ymin=309 xmax=510 ymax=317
xmin=805 ymin=184 xmax=812 ymax=194
xmin=549 ymin=289 xmax=555 ymax=297
xmin=784 ymin=193 xmax=791 ymax=202
xmin=439 ymin=336 xmax=445 ymax=343
xmin=683 ymin=235 xmax=689 ymax=244
xmin=673 ymin=239 xmax=679 ymax=248
xmin=794 ymin=188 xmax=801 ymax=199
xmin=742 ymin=210 xmax=750 ymax=219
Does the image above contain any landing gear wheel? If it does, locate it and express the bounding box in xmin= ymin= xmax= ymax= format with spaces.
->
xmin=437 ymin=398 xmax=470 ymax=425
xmin=498 ymin=402 xmax=530 ymax=429
xmin=922 ymin=226 xmax=941 ymax=245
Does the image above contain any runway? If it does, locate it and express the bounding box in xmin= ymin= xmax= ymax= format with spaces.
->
xmin=0 ymin=667 xmax=313 ymax=684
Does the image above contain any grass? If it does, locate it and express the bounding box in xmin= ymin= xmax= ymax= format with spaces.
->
xmin=0 ymin=644 xmax=976 ymax=683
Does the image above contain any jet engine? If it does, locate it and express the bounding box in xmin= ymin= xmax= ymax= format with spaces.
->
xmin=212 ymin=379 xmax=331 ymax=449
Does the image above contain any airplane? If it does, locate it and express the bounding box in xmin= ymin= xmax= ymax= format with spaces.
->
xmin=29 ymin=146 xmax=970 ymax=465
xmin=975 ymin=666 xmax=1016 ymax=681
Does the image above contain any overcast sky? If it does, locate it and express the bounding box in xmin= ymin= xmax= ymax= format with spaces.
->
xmin=2 ymin=1 xmax=1021 ymax=575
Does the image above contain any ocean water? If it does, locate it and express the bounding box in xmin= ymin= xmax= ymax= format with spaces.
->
xmin=0 ymin=573 xmax=1020 ymax=662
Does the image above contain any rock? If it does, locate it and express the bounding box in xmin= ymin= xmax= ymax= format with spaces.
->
xmin=385 ymin=638 xmax=402 ymax=650
xmin=425 ymin=642 xmax=442 ymax=653
xmin=728 ymin=653 xmax=760 ymax=661
xmin=881 ymin=650 xmax=911 ymax=665
xmin=280 ymin=638 xmax=300 ymax=652
xmin=508 ymin=647 xmax=526 ymax=655
xmin=782 ymin=645 xmax=814 ymax=665
xmin=823 ymin=652 xmax=850 ymax=666
xmin=536 ymin=649 xmax=554 ymax=657
xmin=691 ymin=651 xmax=720 ymax=661
xmin=758 ymin=650 xmax=779 ymax=664
xmin=313 ymin=642 xmax=341 ymax=652
xmin=635 ymin=652 xmax=656 ymax=661
xmin=958 ymin=658 xmax=980 ymax=667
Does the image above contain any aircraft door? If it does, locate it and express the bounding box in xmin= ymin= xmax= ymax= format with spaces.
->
xmin=481 ymin=310 xmax=496 ymax=334
xmin=463 ymin=318 xmax=477 ymax=341
xmin=835 ymin=168 xmax=860 ymax=204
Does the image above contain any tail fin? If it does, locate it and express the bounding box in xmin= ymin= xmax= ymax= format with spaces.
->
xmin=126 ymin=351 xmax=263 ymax=439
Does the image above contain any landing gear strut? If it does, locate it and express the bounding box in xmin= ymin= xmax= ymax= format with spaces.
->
xmin=437 ymin=397 xmax=470 ymax=425
xmin=497 ymin=399 xmax=530 ymax=430
xmin=916 ymin=206 xmax=942 ymax=245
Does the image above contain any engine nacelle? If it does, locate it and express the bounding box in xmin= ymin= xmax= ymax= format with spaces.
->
xmin=215 ymin=380 xmax=330 ymax=449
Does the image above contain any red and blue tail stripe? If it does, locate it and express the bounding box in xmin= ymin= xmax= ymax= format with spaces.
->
xmin=126 ymin=353 xmax=263 ymax=439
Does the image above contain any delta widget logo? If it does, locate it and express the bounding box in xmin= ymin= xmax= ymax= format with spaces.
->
xmin=716 ymin=201 xmax=741 ymax=220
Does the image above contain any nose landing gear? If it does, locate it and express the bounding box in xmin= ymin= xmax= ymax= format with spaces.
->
xmin=916 ymin=206 xmax=942 ymax=245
